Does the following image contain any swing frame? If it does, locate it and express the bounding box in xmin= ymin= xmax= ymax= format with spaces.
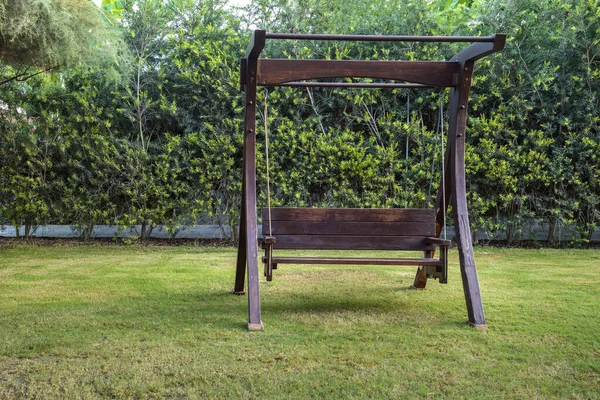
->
xmin=234 ymin=30 xmax=506 ymax=330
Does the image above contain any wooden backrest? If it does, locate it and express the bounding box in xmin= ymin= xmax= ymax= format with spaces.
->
xmin=262 ymin=208 xmax=436 ymax=251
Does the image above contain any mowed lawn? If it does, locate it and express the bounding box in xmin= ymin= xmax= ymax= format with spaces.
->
xmin=0 ymin=245 xmax=598 ymax=399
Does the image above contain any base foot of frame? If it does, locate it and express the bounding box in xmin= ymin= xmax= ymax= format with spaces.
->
xmin=232 ymin=289 xmax=246 ymax=295
xmin=409 ymin=285 xmax=427 ymax=290
xmin=247 ymin=322 xmax=264 ymax=331
xmin=468 ymin=322 xmax=488 ymax=329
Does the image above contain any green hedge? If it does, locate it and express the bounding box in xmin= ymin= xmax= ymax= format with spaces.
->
xmin=0 ymin=0 xmax=598 ymax=243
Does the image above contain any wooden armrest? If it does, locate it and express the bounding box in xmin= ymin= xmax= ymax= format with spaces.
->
xmin=425 ymin=237 xmax=452 ymax=246
xmin=261 ymin=236 xmax=276 ymax=249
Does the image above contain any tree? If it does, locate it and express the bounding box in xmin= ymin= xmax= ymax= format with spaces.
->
xmin=0 ymin=0 xmax=125 ymax=85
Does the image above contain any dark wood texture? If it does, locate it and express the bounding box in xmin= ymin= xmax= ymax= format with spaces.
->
xmin=245 ymin=30 xmax=266 ymax=59
xmin=258 ymin=59 xmax=459 ymax=87
xmin=271 ymin=235 xmax=436 ymax=251
xmin=278 ymin=82 xmax=433 ymax=89
xmin=265 ymin=32 xmax=496 ymax=43
xmin=263 ymin=221 xmax=435 ymax=237
xmin=237 ymin=29 xmax=505 ymax=329
xmin=263 ymin=207 xmax=435 ymax=222
xmin=412 ymin=266 xmax=428 ymax=289
xmin=260 ymin=208 xmax=447 ymax=282
xmin=447 ymin=61 xmax=487 ymax=328
xmin=450 ymin=34 xmax=506 ymax=63
xmin=240 ymin=32 xmax=265 ymax=330
xmin=438 ymin=246 xmax=448 ymax=284
xmin=269 ymin=257 xmax=442 ymax=266
xmin=233 ymin=162 xmax=247 ymax=294
xmin=425 ymin=237 xmax=452 ymax=246
xmin=262 ymin=236 xmax=276 ymax=282
xmin=239 ymin=58 xmax=246 ymax=89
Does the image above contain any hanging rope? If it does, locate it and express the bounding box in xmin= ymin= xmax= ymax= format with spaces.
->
xmin=264 ymin=89 xmax=273 ymax=237
xmin=440 ymin=94 xmax=446 ymax=240
xmin=427 ymin=98 xmax=441 ymax=202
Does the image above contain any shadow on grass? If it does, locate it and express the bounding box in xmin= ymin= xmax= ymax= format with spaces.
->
xmin=100 ymin=284 xmax=441 ymax=331
xmin=3 ymin=285 xmax=455 ymax=359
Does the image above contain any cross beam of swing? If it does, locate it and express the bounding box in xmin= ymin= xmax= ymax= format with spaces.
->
xmin=234 ymin=30 xmax=506 ymax=331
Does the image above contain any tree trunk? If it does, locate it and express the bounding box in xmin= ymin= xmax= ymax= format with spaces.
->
xmin=547 ymin=216 xmax=556 ymax=243
xmin=506 ymin=222 xmax=513 ymax=244
xmin=139 ymin=222 xmax=153 ymax=239
xmin=230 ymin=222 xmax=239 ymax=244
xmin=85 ymin=222 xmax=95 ymax=240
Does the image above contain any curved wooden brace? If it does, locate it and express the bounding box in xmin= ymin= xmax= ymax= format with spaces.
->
xmin=257 ymin=59 xmax=460 ymax=87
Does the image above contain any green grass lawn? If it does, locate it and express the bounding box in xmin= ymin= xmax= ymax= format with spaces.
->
xmin=0 ymin=245 xmax=598 ymax=399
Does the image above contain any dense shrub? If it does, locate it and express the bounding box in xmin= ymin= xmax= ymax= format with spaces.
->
xmin=0 ymin=0 xmax=598 ymax=242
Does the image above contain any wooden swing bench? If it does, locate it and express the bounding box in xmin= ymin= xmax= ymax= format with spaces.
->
xmin=261 ymin=207 xmax=449 ymax=284
xmin=234 ymin=30 xmax=506 ymax=330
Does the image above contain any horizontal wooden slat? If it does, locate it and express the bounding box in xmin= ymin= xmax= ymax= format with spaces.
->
xmin=257 ymin=59 xmax=459 ymax=87
xmin=268 ymin=256 xmax=442 ymax=266
xmin=265 ymin=32 xmax=497 ymax=43
xmin=262 ymin=208 xmax=435 ymax=223
xmin=279 ymin=82 xmax=432 ymax=89
xmin=262 ymin=221 xmax=434 ymax=237
xmin=272 ymin=235 xmax=436 ymax=251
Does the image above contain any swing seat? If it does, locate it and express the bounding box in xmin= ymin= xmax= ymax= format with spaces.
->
xmin=261 ymin=207 xmax=449 ymax=283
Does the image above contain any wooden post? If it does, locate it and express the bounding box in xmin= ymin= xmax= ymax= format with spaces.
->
xmin=233 ymin=159 xmax=247 ymax=295
xmin=447 ymin=61 xmax=487 ymax=328
xmin=244 ymin=59 xmax=263 ymax=330
xmin=237 ymin=31 xmax=267 ymax=331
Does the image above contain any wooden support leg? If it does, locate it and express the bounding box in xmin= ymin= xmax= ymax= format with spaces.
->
xmin=261 ymin=236 xmax=275 ymax=281
xmin=453 ymin=212 xmax=486 ymax=328
xmin=450 ymin=62 xmax=487 ymax=328
xmin=233 ymin=171 xmax=247 ymax=295
xmin=412 ymin=251 xmax=430 ymax=289
xmin=244 ymin=57 xmax=263 ymax=331
xmin=439 ymin=245 xmax=448 ymax=284
xmin=266 ymin=250 xmax=273 ymax=282
xmin=263 ymin=237 xmax=275 ymax=282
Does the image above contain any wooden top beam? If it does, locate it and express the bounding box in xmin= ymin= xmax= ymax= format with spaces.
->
xmin=241 ymin=30 xmax=506 ymax=90
xmin=265 ymin=32 xmax=496 ymax=43
xmin=257 ymin=59 xmax=459 ymax=87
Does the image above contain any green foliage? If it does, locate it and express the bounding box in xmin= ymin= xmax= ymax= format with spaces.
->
xmin=0 ymin=0 xmax=126 ymax=75
xmin=0 ymin=0 xmax=599 ymax=242
xmin=464 ymin=0 xmax=600 ymax=241
xmin=101 ymin=0 xmax=124 ymax=20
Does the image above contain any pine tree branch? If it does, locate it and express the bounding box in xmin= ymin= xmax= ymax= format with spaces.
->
xmin=0 ymin=65 xmax=57 ymax=86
